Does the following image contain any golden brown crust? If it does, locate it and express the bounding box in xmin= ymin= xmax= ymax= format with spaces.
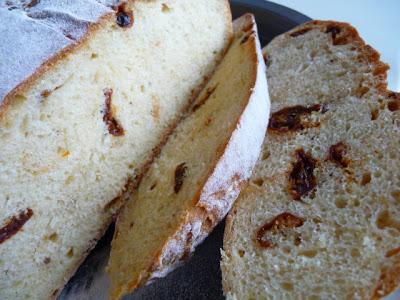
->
xmin=372 ymin=255 xmax=400 ymax=299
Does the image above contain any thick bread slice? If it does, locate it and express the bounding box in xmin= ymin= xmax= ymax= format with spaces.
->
xmin=0 ymin=1 xmax=232 ymax=299
xmin=107 ymin=14 xmax=270 ymax=300
xmin=221 ymin=20 xmax=400 ymax=299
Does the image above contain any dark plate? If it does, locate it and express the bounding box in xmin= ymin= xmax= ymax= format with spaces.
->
xmin=59 ymin=2 xmax=310 ymax=300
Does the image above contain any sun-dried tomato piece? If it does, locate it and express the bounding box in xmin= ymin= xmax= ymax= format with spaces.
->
xmin=103 ymin=88 xmax=124 ymax=136
xmin=256 ymin=212 xmax=304 ymax=249
xmin=289 ymin=149 xmax=317 ymax=200
xmin=328 ymin=142 xmax=349 ymax=167
xmin=174 ymin=163 xmax=188 ymax=193
xmin=0 ymin=208 xmax=33 ymax=244
xmin=268 ymin=104 xmax=325 ymax=133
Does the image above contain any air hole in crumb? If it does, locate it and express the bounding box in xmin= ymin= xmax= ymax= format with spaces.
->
xmin=14 ymin=94 xmax=27 ymax=106
xmin=391 ymin=190 xmax=400 ymax=203
xmin=345 ymin=185 xmax=353 ymax=194
xmin=376 ymin=210 xmax=400 ymax=231
xmin=299 ymin=249 xmax=317 ymax=258
xmin=310 ymin=49 xmax=317 ymax=59
xmin=374 ymin=171 xmax=382 ymax=178
xmin=370 ymin=108 xmax=379 ymax=120
xmin=65 ymin=175 xmax=74 ymax=185
xmin=313 ymin=286 xmax=324 ymax=293
xmin=161 ymin=3 xmax=170 ymax=12
xmin=388 ymin=101 xmax=400 ymax=111
xmin=361 ymin=173 xmax=371 ymax=185
xmin=351 ymin=248 xmax=360 ymax=257
xmin=238 ymin=249 xmax=245 ymax=257
xmin=49 ymin=232 xmax=58 ymax=242
xmin=91 ymin=53 xmax=98 ymax=59
xmin=312 ymin=217 xmax=322 ymax=224
xmin=253 ymin=178 xmax=264 ymax=187
xmin=67 ymin=247 xmax=74 ymax=258
xmin=262 ymin=150 xmax=270 ymax=160
xmin=335 ymin=198 xmax=347 ymax=209
xmin=281 ymin=282 xmax=293 ymax=291
xmin=389 ymin=151 xmax=397 ymax=159
xmin=294 ymin=235 xmax=302 ymax=246
xmin=20 ymin=115 xmax=29 ymax=134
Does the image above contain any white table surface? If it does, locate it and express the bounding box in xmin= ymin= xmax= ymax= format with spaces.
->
xmin=270 ymin=0 xmax=400 ymax=91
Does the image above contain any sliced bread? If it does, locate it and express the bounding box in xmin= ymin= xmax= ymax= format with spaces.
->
xmin=107 ymin=14 xmax=270 ymax=300
xmin=0 ymin=1 xmax=232 ymax=299
xmin=221 ymin=20 xmax=400 ymax=299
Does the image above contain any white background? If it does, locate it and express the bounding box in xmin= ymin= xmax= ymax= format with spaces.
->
xmin=270 ymin=0 xmax=400 ymax=91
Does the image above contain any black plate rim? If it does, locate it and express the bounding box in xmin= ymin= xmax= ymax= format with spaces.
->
xmin=231 ymin=0 xmax=311 ymax=26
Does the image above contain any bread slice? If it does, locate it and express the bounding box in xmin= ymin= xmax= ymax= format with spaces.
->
xmin=0 ymin=1 xmax=232 ymax=299
xmin=221 ymin=20 xmax=400 ymax=299
xmin=107 ymin=14 xmax=270 ymax=300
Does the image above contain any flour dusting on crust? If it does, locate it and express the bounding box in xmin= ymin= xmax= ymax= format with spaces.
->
xmin=0 ymin=0 xmax=119 ymax=103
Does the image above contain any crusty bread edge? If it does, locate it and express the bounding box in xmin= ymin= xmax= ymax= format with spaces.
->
xmin=221 ymin=20 xmax=399 ymax=300
xmin=263 ymin=20 xmax=390 ymax=97
xmin=108 ymin=13 xmax=270 ymax=300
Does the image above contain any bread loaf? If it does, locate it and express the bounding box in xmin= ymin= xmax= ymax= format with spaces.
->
xmin=0 ymin=1 xmax=232 ymax=299
xmin=221 ymin=20 xmax=400 ymax=299
xmin=107 ymin=14 xmax=270 ymax=300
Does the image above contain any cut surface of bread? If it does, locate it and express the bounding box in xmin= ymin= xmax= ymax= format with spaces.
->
xmin=107 ymin=14 xmax=270 ymax=300
xmin=0 ymin=1 xmax=232 ymax=299
xmin=221 ymin=20 xmax=400 ymax=299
